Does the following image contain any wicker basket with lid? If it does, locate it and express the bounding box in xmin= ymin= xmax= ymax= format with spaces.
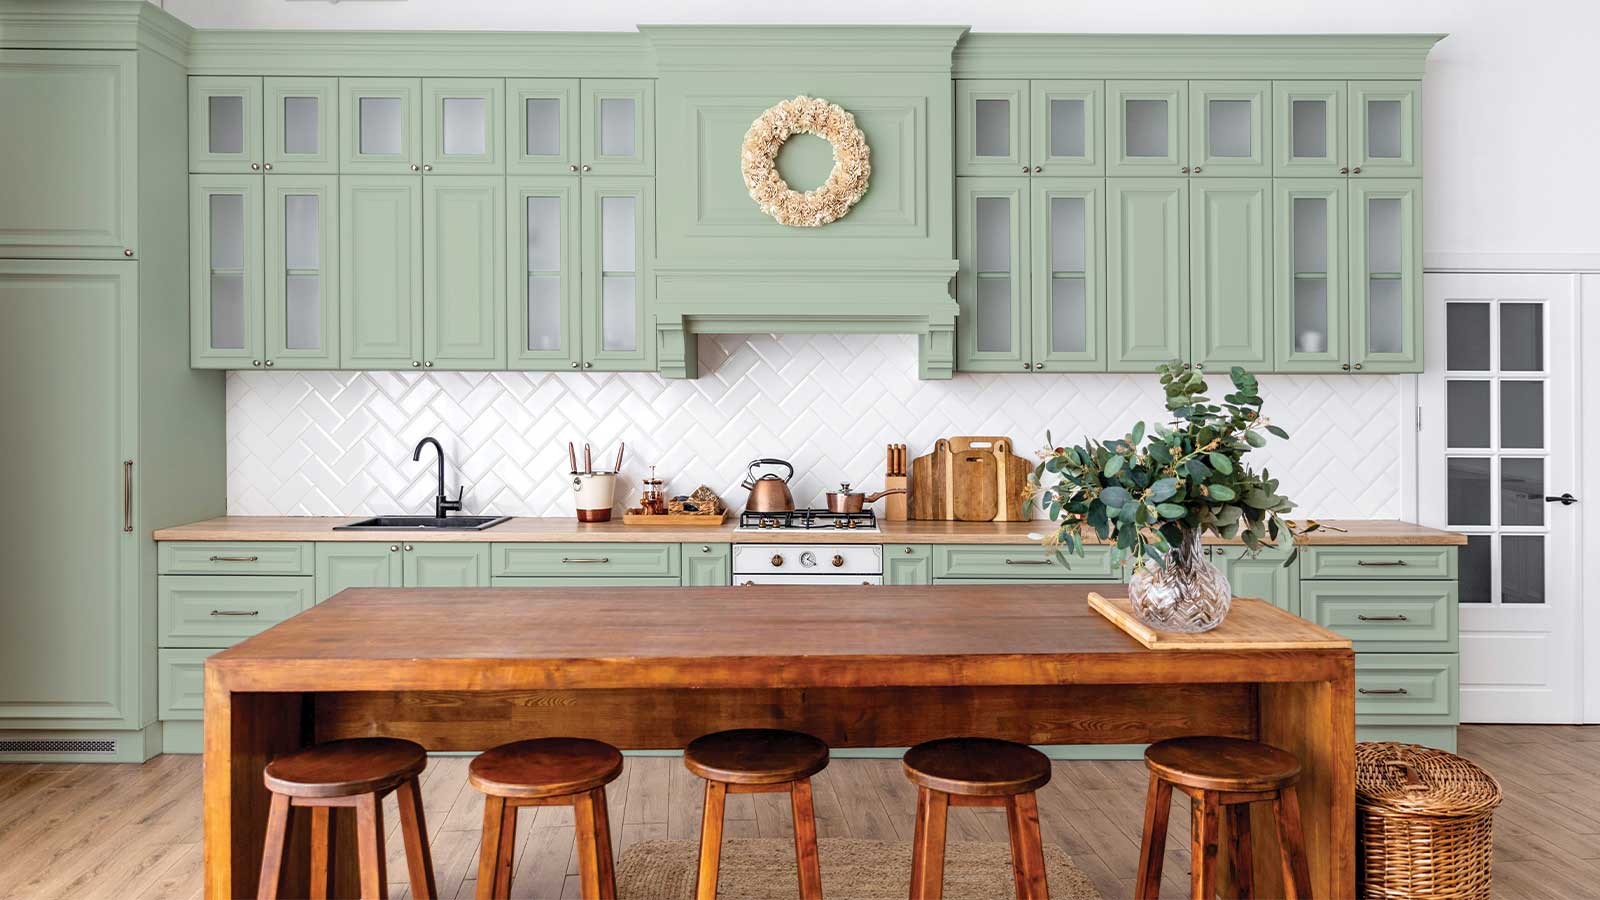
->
xmin=1356 ymin=742 xmax=1502 ymax=899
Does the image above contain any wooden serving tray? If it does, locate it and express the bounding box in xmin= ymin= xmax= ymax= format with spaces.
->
xmin=621 ymin=511 xmax=727 ymax=527
xmin=1087 ymin=592 xmax=1349 ymax=650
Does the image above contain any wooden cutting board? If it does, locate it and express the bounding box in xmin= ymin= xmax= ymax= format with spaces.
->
xmin=909 ymin=439 xmax=952 ymax=520
xmin=948 ymin=437 xmax=1000 ymax=522
xmin=992 ymin=438 xmax=1033 ymax=522
xmin=1087 ymin=593 xmax=1350 ymax=650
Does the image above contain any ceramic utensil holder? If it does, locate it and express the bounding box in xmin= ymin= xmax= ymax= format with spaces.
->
xmin=573 ymin=472 xmax=617 ymax=522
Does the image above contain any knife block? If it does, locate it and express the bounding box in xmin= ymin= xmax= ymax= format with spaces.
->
xmin=882 ymin=475 xmax=908 ymax=521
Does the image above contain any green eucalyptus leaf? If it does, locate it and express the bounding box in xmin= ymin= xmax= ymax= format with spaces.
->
xmin=1103 ymin=454 xmax=1124 ymax=477
xmin=1207 ymin=484 xmax=1237 ymax=502
xmin=1155 ymin=503 xmax=1186 ymax=519
xmin=1100 ymin=485 xmax=1131 ymax=508
xmin=1266 ymin=424 xmax=1289 ymax=439
xmin=1244 ymin=430 xmax=1267 ymax=448
xmin=1208 ymin=452 xmax=1234 ymax=475
xmin=1148 ymin=477 xmax=1179 ymax=503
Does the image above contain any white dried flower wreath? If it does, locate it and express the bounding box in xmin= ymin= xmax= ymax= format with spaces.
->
xmin=741 ymin=96 xmax=871 ymax=227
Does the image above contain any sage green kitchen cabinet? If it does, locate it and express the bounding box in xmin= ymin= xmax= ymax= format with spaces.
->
xmin=1106 ymin=81 xmax=1187 ymax=176
xmin=682 ymin=543 xmax=733 ymax=587
xmin=958 ymin=80 xmax=1103 ymax=177
xmin=581 ymin=177 xmax=655 ymax=370
xmin=1273 ymin=179 xmax=1349 ymax=372
xmin=956 ymin=80 xmax=1029 ymax=176
xmin=885 ymin=545 xmax=933 ymax=585
xmin=1189 ymin=179 xmax=1272 ymax=370
xmin=0 ymin=50 xmax=138 ymax=259
xmin=1350 ymin=179 xmax=1421 ymax=372
xmin=1349 ymin=82 xmax=1421 ymax=178
xmin=1302 ymin=580 xmax=1458 ymax=653
xmin=1031 ymin=178 xmax=1106 ymax=371
xmin=264 ymin=175 xmax=340 ymax=368
xmin=340 ymin=78 xmax=423 ymax=174
xmin=1188 ymin=81 xmax=1270 ymax=178
xmin=189 ymin=174 xmax=264 ymax=368
xmin=340 ymin=175 xmax=424 ymax=368
xmin=1209 ymin=543 xmax=1296 ymax=614
xmin=403 ymin=543 xmax=492 ymax=587
xmin=315 ymin=542 xmax=402 ymax=600
xmin=263 ymin=77 xmax=340 ymax=174
xmin=580 ymin=79 xmax=654 ymax=176
xmin=494 ymin=542 xmax=681 ymax=579
xmin=1273 ymin=82 xmax=1347 ymax=177
xmin=1030 ymin=81 xmax=1104 ymax=176
xmin=507 ymin=79 xmax=579 ymax=175
xmin=157 ymin=575 xmax=315 ymax=647
xmin=424 ymin=176 xmax=507 ymax=369
xmin=188 ymin=76 xmax=263 ymax=174
xmin=955 ymin=178 xmax=1030 ymax=371
xmin=508 ymin=177 xmax=581 ymax=369
xmin=1106 ymin=178 xmax=1188 ymax=371
xmin=934 ymin=544 xmax=1119 ymax=581
xmin=422 ymin=78 xmax=505 ymax=175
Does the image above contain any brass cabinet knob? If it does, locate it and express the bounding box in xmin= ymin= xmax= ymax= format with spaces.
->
xmin=410 ymin=164 xmax=420 ymax=172
xmin=423 ymin=164 xmax=432 ymax=172
xmin=411 ymin=361 xmax=421 ymax=367
xmin=831 ymin=555 xmax=844 ymax=568
xmin=1342 ymin=363 xmax=1351 ymax=371
xmin=251 ymin=163 xmax=261 ymax=171
xmin=1353 ymin=362 xmax=1364 ymax=370
xmin=569 ymin=164 xmax=579 ymax=172
xmin=581 ymin=164 xmax=591 ymax=172
xmin=1181 ymin=166 xmax=1190 ymax=173
xmin=251 ymin=360 xmax=261 ymax=367
xmin=264 ymin=359 xmax=274 ymax=367
xmin=771 ymin=554 xmax=784 ymax=567
xmin=1340 ymin=166 xmax=1351 ymax=175
xmin=1352 ymin=166 xmax=1362 ymax=174
xmin=123 ymin=248 xmax=134 ymax=257
xmin=263 ymin=163 xmax=273 ymax=171
xmin=1033 ymin=166 xmax=1042 ymax=173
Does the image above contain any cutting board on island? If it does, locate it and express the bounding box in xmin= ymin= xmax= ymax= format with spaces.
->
xmin=909 ymin=436 xmax=1033 ymax=522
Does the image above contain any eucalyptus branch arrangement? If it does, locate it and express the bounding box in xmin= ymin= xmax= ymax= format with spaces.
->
xmin=1027 ymin=361 xmax=1315 ymax=568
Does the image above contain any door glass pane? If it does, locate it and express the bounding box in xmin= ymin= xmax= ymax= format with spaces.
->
xmin=1447 ymin=457 xmax=1491 ymax=526
xmin=1050 ymin=278 xmax=1086 ymax=354
xmin=599 ymin=97 xmax=636 ymax=157
xmin=525 ymin=197 xmax=560 ymax=272
xmin=1367 ymin=279 xmax=1404 ymax=354
xmin=1501 ymin=458 xmax=1545 ymax=526
xmin=1367 ymin=99 xmax=1403 ymax=158
xmin=1049 ymin=99 xmax=1085 ymax=157
xmin=209 ymin=194 xmax=245 ymax=269
xmin=1446 ymin=303 xmax=1490 ymax=370
xmin=1291 ymin=99 xmax=1326 ymax=158
xmin=1292 ymin=198 xmax=1327 ymax=274
xmin=1207 ymin=99 xmax=1252 ymax=157
xmin=601 ymin=276 xmax=636 ymax=351
xmin=209 ymin=275 xmax=245 ymax=349
xmin=441 ymin=97 xmax=487 ymax=156
xmin=525 ymin=276 xmax=561 ymax=351
xmin=1124 ymin=99 xmax=1168 ymax=157
xmin=1500 ymin=380 xmax=1543 ymax=448
xmin=284 ymin=274 xmax=321 ymax=350
xmin=283 ymin=194 xmax=320 ymax=270
xmin=208 ymin=95 xmax=244 ymax=155
xmin=1049 ymin=197 xmax=1086 ymax=272
xmin=525 ymin=98 xmax=561 ymax=156
xmin=976 ymin=277 xmax=1011 ymax=353
xmin=1501 ymin=535 xmax=1545 ymax=603
xmin=1459 ymin=535 xmax=1491 ymax=603
xmin=1293 ymin=280 xmax=1329 ymax=354
xmin=282 ymin=97 xmax=319 ymax=154
xmin=974 ymin=99 xmax=1009 ymax=157
xmin=1366 ymin=198 xmax=1402 ymax=273
xmin=1446 ymin=381 xmax=1490 ymax=448
xmin=1500 ymin=303 xmax=1544 ymax=371
xmin=600 ymin=197 xmax=635 ymax=273
xmin=359 ymin=97 xmax=403 ymax=155
xmin=975 ymin=197 xmax=1010 ymax=273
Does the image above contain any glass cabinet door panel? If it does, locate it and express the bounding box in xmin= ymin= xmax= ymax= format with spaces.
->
xmin=956 ymin=81 xmax=1029 ymax=176
xmin=1349 ymin=81 xmax=1421 ymax=177
xmin=423 ymin=79 xmax=503 ymax=174
xmin=339 ymin=79 xmax=421 ymax=174
xmin=360 ymin=100 xmax=403 ymax=155
xmin=526 ymin=100 xmax=562 ymax=155
xmin=1107 ymin=81 xmax=1187 ymax=176
xmin=508 ymin=179 xmax=578 ymax=369
xmin=580 ymin=80 xmax=654 ymax=175
xmin=442 ymin=99 xmax=487 ymax=155
xmin=266 ymin=176 xmax=339 ymax=367
xmin=1273 ymin=179 xmax=1347 ymax=371
xmin=189 ymin=175 xmax=263 ymax=367
xmin=1272 ymin=82 xmax=1346 ymax=176
xmin=1189 ymin=82 xmax=1269 ymax=176
xmin=599 ymin=98 xmax=635 ymax=157
xmin=1350 ymin=180 xmax=1421 ymax=370
xmin=955 ymin=180 xmax=1029 ymax=370
xmin=265 ymin=78 xmax=338 ymax=173
xmin=1031 ymin=81 xmax=1104 ymax=175
xmin=507 ymin=79 xmax=578 ymax=175
xmin=599 ymin=196 xmax=636 ymax=353
xmin=1033 ymin=179 xmax=1104 ymax=369
xmin=581 ymin=178 xmax=654 ymax=370
xmin=188 ymin=77 xmax=262 ymax=174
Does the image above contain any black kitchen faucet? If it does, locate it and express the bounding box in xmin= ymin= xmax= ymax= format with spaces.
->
xmin=412 ymin=436 xmax=464 ymax=519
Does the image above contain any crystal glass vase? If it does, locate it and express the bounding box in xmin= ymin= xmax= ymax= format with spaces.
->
xmin=1127 ymin=528 xmax=1232 ymax=633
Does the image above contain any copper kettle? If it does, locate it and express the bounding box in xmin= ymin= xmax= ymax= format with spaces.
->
xmin=741 ymin=458 xmax=796 ymax=512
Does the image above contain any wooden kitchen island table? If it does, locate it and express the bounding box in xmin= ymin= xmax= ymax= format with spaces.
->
xmin=204 ymin=585 xmax=1355 ymax=899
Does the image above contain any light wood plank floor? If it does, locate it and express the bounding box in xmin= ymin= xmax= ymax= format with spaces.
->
xmin=0 ymin=725 xmax=1595 ymax=899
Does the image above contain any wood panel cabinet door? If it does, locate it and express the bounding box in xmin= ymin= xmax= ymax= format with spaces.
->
xmin=1273 ymin=81 xmax=1347 ymax=177
xmin=955 ymin=178 xmax=1030 ymax=372
xmin=579 ymin=79 xmax=654 ymax=176
xmin=189 ymin=174 xmax=264 ymax=368
xmin=263 ymin=77 xmax=339 ymax=174
xmin=1106 ymin=179 xmax=1188 ymax=372
xmin=1189 ymin=179 xmax=1272 ymax=371
xmin=340 ymin=175 xmax=423 ymax=368
xmin=314 ymin=543 xmax=402 ymax=602
xmin=423 ymin=176 xmax=506 ymax=370
xmin=956 ymin=80 xmax=1030 ymax=176
xmin=1030 ymin=81 xmax=1104 ymax=176
xmin=264 ymin=176 xmax=338 ymax=368
xmin=1188 ymin=81 xmax=1270 ymax=177
xmin=1350 ymin=179 xmax=1422 ymax=372
xmin=1349 ymin=81 xmax=1421 ymax=178
xmin=0 ymin=50 xmax=137 ymax=259
xmin=1106 ymin=81 xmax=1188 ymax=177
xmin=1031 ymin=178 xmax=1105 ymax=371
xmin=507 ymin=78 xmax=579 ymax=175
xmin=422 ymin=78 xmax=505 ymax=175
xmin=188 ymin=76 xmax=263 ymax=174
xmin=508 ymin=177 xmax=581 ymax=370
xmin=1274 ymin=179 xmax=1349 ymax=373
xmin=340 ymin=78 xmax=423 ymax=174
xmin=403 ymin=544 xmax=490 ymax=587
xmin=683 ymin=543 xmax=732 ymax=587
xmin=0 ymin=261 xmax=139 ymax=727
xmin=581 ymin=177 xmax=654 ymax=371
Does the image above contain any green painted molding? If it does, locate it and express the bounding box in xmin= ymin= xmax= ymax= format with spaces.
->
xmin=187 ymin=29 xmax=654 ymax=77
xmin=953 ymin=33 xmax=1446 ymax=80
xmin=641 ymin=25 xmax=969 ymax=73
xmin=0 ymin=0 xmax=192 ymax=65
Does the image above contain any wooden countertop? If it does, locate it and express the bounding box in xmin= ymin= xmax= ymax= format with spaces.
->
xmin=155 ymin=515 xmax=1465 ymax=545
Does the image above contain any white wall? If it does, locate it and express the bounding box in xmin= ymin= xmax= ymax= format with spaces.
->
xmin=157 ymin=0 xmax=1600 ymax=260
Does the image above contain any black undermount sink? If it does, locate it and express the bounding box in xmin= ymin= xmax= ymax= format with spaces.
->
xmin=334 ymin=515 xmax=511 ymax=531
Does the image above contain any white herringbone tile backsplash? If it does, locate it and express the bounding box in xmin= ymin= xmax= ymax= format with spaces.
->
xmin=227 ymin=334 xmax=1408 ymax=519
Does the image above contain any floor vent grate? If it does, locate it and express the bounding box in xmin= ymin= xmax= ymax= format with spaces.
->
xmin=0 ymin=739 xmax=117 ymax=754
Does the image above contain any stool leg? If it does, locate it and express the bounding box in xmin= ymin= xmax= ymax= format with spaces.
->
xmin=1005 ymin=792 xmax=1049 ymax=900
xmin=494 ymin=803 xmax=516 ymax=897
xmin=309 ymin=806 xmax=334 ymax=900
xmin=397 ymin=778 xmax=437 ymax=900
xmin=1224 ymin=804 xmax=1253 ymax=900
xmin=1273 ymin=786 xmax=1314 ymax=900
xmin=476 ymin=796 xmax=509 ymax=900
xmin=695 ymin=780 xmax=727 ymax=900
xmin=355 ymin=793 xmax=389 ymax=900
xmin=790 ymin=779 xmax=823 ymax=900
xmin=909 ymin=786 xmax=949 ymax=900
xmin=575 ymin=787 xmax=618 ymax=900
xmin=256 ymin=792 xmax=293 ymax=900
xmin=1190 ymin=791 xmax=1219 ymax=900
xmin=1135 ymin=774 xmax=1172 ymax=900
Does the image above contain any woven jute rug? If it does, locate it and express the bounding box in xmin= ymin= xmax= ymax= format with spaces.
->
xmin=616 ymin=837 xmax=1102 ymax=899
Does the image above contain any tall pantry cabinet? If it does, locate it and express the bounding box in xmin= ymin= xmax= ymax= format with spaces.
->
xmin=0 ymin=5 xmax=225 ymax=762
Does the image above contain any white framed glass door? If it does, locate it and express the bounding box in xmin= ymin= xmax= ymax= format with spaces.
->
xmin=1419 ymin=272 xmax=1580 ymax=723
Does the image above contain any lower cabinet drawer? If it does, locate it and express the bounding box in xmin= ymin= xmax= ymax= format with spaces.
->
xmin=493 ymin=543 xmax=681 ymax=578
xmin=1302 ymin=581 xmax=1458 ymax=651
xmin=933 ymin=544 xmax=1118 ymax=580
xmin=490 ymin=576 xmax=682 ymax=587
xmin=158 ymin=541 xmax=315 ymax=576
xmin=158 ymin=648 xmax=216 ymax=720
xmin=158 ymin=575 xmax=314 ymax=647
xmin=1355 ymin=653 xmax=1459 ymax=723
xmin=1301 ymin=546 xmax=1456 ymax=580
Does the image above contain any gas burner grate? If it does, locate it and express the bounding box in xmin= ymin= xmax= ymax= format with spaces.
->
xmin=738 ymin=508 xmax=878 ymax=530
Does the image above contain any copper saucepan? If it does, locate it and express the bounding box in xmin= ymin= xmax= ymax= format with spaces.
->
xmin=825 ymin=482 xmax=907 ymax=513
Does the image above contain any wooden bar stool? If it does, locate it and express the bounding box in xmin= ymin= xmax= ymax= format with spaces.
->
xmin=902 ymin=737 xmax=1051 ymax=900
xmin=685 ymin=728 xmax=829 ymax=900
xmin=469 ymin=737 xmax=623 ymax=900
xmin=1135 ymin=736 xmax=1313 ymax=900
xmin=257 ymin=737 xmax=434 ymax=900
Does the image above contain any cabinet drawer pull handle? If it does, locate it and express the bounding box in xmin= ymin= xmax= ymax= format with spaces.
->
xmin=561 ymin=557 xmax=610 ymax=564
xmin=208 ymin=555 xmax=260 ymax=563
xmin=209 ymin=609 xmax=260 ymax=617
xmin=1003 ymin=558 xmax=1053 ymax=565
xmin=1356 ymin=560 xmax=1408 ymax=567
xmin=1356 ymin=614 xmax=1408 ymax=622
xmin=122 ymin=460 xmax=134 ymax=533
xmin=1358 ymin=687 xmax=1409 ymax=695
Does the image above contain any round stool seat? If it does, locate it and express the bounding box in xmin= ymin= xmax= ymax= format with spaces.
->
xmin=469 ymin=737 xmax=623 ymax=800
xmin=1145 ymin=736 xmax=1301 ymax=793
xmin=263 ymin=737 xmax=426 ymax=799
xmin=903 ymin=737 xmax=1050 ymax=797
xmin=684 ymin=729 xmax=829 ymax=785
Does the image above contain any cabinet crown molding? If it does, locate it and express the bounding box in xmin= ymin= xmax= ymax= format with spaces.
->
xmin=953 ymin=33 xmax=1446 ymax=80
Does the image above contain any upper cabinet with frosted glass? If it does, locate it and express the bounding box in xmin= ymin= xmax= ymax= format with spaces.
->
xmin=955 ymin=80 xmax=1103 ymax=176
xmin=190 ymin=77 xmax=339 ymax=174
xmin=1105 ymin=80 xmax=1271 ymax=177
xmin=507 ymin=79 xmax=654 ymax=176
xmin=340 ymin=78 xmax=503 ymax=174
xmin=1274 ymin=81 xmax=1421 ymax=178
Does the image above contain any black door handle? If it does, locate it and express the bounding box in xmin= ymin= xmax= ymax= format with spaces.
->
xmin=1545 ymin=493 xmax=1578 ymax=506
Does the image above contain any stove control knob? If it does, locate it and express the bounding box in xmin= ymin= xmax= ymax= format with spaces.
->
xmin=799 ymin=551 xmax=817 ymax=568
xmin=740 ymin=580 xmax=756 ymax=587
xmin=770 ymin=554 xmax=784 ymax=567
xmin=831 ymin=554 xmax=845 ymax=568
